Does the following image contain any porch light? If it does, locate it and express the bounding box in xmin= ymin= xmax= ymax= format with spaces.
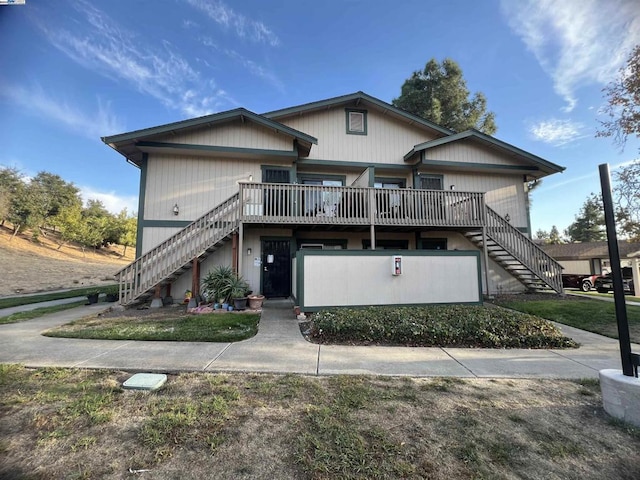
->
xmin=247 ymin=248 xmax=252 ymax=256
xmin=450 ymin=185 xmax=455 ymax=190
xmin=505 ymin=213 xmax=510 ymax=222
xmin=248 ymin=174 xmax=253 ymax=182
xmin=173 ymin=204 xmax=179 ymax=216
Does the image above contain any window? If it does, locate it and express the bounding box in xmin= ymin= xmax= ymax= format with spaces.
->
xmin=420 ymin=238 xmax=447 ymax=250
xmin=420 ymin=175 xmax=443 ymax=190
xmin=299 ymin=240 xmax=347 ymax=250
xmin=375 ymin=178 xmax=405 ymax=215
xmin=299 ymin=176 xmax=344 ymax=216
xmin=362 ymin=239 xmax=409 ymax=250
xmin=346 ymin=109 xmax=367 ymax=135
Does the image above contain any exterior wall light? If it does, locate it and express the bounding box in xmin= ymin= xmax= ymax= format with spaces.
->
xmin=450 ymin=185 xmax=455 ymax=190
xmin=247 ymin=248 xmax=252 ymax=256
xmin=173 ymin=204 xmax=179 ymax=216
xmin=505 ymin=213 xmax=511 ymax=222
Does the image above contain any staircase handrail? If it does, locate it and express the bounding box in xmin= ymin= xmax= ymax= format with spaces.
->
xmin=117 ymin=192 xmax=240 ymax=303
xmin=485 ymin=206 xmax=563 ymax=293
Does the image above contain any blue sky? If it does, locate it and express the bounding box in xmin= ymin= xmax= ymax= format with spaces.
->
xmin=1 ymin=0 xmax=639 ymax=235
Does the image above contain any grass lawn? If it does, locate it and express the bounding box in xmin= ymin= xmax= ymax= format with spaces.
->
xmin=0 ymin=301 xmax=87 ymax=325
xmin=0 ymin=285 xmax=118 ymax=310
xmin=1 ymin=366 xmax=639 ymax=479
xmin=43 ymin=311 xmax=260 ymax=342
xmin=493 ymin=296 xmax=640 ymax=343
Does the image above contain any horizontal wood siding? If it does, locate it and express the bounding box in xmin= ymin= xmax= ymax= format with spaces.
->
xmin=279 ymin=108 xmax=436 ymax=163
xmin=159 ymin=120 xmax=293 ymax=150
xmin=559 ymin=260 xmax=592 ymax=275
xmin=144 ymin=154 xmax=291 ymax=221
xmin=424 ymin=140 xmax=528 ymax=167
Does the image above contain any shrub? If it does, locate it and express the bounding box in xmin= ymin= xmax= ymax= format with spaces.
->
xmin=309 ymin=305 xmax=577 ymax=349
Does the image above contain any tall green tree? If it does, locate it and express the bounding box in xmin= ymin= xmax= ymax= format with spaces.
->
xmin=598 ymin=45 xmax=640 ymax=151
xmin=565 ymin=194 xmax=606 ymax=242
xmin=0 ymin=167 xmax=23 ymax=226
xmin=50 ymin=204 xmax=84 ymax=249
xmin=30 ymin=171 xmax=82 ymax=223
xmin=614 ymin=161 xmax=640 ymax=240
xmin=393 ymin=58 xmax=497 ymax=134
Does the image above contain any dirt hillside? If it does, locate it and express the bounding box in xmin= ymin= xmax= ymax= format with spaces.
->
xmin=0 ymin=225 xmax=135 ymax=296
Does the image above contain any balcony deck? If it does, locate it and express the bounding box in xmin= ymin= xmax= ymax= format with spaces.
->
xmin=238 ymin=183 xmax=486 ymax=228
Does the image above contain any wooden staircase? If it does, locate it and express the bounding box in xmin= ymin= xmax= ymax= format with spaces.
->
xmin=116 ymin=193 xmax=241 ymax=305
xmin=464 ymin=206 xmax=563 ymax=293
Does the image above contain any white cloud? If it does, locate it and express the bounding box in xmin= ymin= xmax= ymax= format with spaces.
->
xmin=33 ymin=0 xmax=226 ymax=117
xmin=501 ymin=0 xmax=640 ymax=112
xmin=538 ymin=158 xmax=639 ymax=192
xmin=79 ymin=186 xmax=138 ymax=215
xmin=185 ymin=0 xmax=280 ymax=46
xmin=529 ymin=118 xmax=586 ymax=146
xmin=3 ymin=83 xmax=124 ymax=139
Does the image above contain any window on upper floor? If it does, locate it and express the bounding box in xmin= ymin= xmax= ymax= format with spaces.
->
xmin=346 ymin=109 xmax=367 ymax=135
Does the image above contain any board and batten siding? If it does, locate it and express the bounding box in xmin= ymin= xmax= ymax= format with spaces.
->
xmin=424 ymin=140 xmax=529 ymax=167
xmin=158 ymin=120 xmax=294 ymax=151
xmin=421 ymin=171 xmax=527 ymax=228
xmin=141 ymin=227 xmax=183 ymax=255
xmin=144 ymin=154 xmax=291 ymax=221
xmin=278 ymin=108 xmax=436 ymax=164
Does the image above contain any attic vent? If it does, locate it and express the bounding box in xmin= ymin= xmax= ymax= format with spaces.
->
xmin=346 ymin=109 xmax=367 ymax=135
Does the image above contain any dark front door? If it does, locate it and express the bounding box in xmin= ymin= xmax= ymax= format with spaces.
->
xmin=262 ymin=239 xmax=291 ymax=298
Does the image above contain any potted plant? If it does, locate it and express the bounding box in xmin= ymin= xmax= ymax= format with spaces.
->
xmin=202 ymin=265 xmax=234 ymax=305
xmin=86 ymin=289 xmax=99 ymax=305
xmin=104 ymin=285 xmax=119 ymax=302
xmin=248 ymin=293 xmax=265 ymax=309
xmin=228 ymin=275 xmax=250 ymax=311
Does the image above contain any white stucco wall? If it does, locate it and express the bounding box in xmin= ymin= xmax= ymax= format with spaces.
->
xmin=298 ymin=251 xmax=481 ymax=309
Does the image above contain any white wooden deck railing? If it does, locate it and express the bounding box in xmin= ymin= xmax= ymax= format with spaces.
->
xmin=116 ymin=184 xmax=562 ymax=304
xmin=116 ymin=193 xmax=240 ymax=304
xmin=239 ymin=183 xmax=486 ymax=227
xmin=485 ymin=206 xmax=563 ymax=293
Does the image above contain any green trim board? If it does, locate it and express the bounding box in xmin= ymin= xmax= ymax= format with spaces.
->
xmin=102 ymin=108 xmax=318 ymax=147
xmin=345 ymin=108 xmax=368 ymax=135
xmin=135 ymin=153 xmax=148 ymax=258
xmin=295 ymin=249 xmax=483 ymax=311
xmin=141 ymin=220 xmax=193 ymax=228
xmin=263 ymin=91 xmax=453 ymax=136
xmin=404 ymin=129 xmax=565 ymax=175
xmin=296 ymin=158 xmax=411 ymax=171
xmin=419 ymin=159 xmax=540 ymax=172
xmin=137 ymin=141 xmax=299 ymax=158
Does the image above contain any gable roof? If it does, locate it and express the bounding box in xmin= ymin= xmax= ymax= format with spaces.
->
xmin=263 ymin=91 xmax=454 ymax=137
xmin=102 ymin=108 xmax=318 ymax=166
xmin=540 ymin=241 xmax=640 ymax=260
xmin=404 ymin=129 xmax=565 ymax=179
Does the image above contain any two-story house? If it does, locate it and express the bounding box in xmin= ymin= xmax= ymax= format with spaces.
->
xmin=103 ymin=92 xmax=564 ymax=310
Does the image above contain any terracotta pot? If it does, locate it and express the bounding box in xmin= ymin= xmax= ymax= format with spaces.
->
xmin=248 ymin=294 xmax=265 ymax=309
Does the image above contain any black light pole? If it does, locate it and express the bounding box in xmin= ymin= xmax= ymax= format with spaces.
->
xmin=599 ymin=163 xmax=636 ymax=377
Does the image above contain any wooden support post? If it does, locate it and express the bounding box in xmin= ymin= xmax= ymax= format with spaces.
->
xmin=482 ymin=227 xmax=491 ymax=297
xmin=232 ymin=231 xmax=238 ymax=274
xmin=191 ymin=258 xmax=200 ymax=297
xmin=150 ymin=284 xmax=163 ymax=308
xmin=369 ymin=188 xmax=376 ymax=250
xmin=238 ymin=222 xmax=244 ymax=277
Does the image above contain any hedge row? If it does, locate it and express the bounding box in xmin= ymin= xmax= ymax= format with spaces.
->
xmin=309 ymin=305 xmax=578 ymax=349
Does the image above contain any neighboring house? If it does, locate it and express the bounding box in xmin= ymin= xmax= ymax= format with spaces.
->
xmin=102 ymin=92 xmax=565 ymax=310
xmin=540 ymin=241 xmax=640 ymax=293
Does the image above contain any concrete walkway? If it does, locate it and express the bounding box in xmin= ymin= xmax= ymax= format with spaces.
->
xmin=0 ymin=298 xmax=635 ymax=379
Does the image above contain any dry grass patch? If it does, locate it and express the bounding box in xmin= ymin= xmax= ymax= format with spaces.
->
xmin=2 ymin=366 xmax=640 ymax=479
